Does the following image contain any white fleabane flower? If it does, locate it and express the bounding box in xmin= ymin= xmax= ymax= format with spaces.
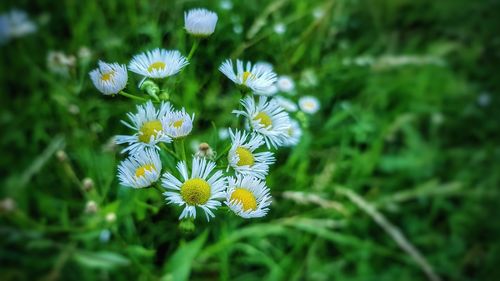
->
xmin=115 ymin=101 xmax=173 ymax=154
xmin=284 ymin=119 xmax=302 ymax=147
xmin=118 ymin=149 xmax=162 ymax=188
xmin=164 ymin=108 xmax=195 ymax=139
xmin=257 ymin=84 xmax=278 ymax=96
xmin=299 ymin=96 xmax=320 ymax=114
xmin=0 ymin=10 xmax=36 ymax=43
xmin=225 ymin=175 xmax=272 ymax=218
xmin=233 ymin=96 xmax=291 ymax=148
xmin=89 ymin=61 xmax=128 ymax=95
xmin=275 ymin=96 xmax=298 ymax=112
xmin=129 ymin=48 xmax=188 ymax=79
xmin=184 ymin=8 xmax=218 ymax=37
xmin=219 ymin=59 xmax=277 ymax=93
xmin=277 ymin=75 xmax=295 ymax=93
xmin=227 ymin=129 xmax=275 ymax=179
xmin=162 ymin=157 xmax=227 ymax=221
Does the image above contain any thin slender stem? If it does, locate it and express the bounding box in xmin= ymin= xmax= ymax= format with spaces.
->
xmin=119 ymin=91 xmax=147 ymax=101
xmin=187 ymin=39 xmax=200 ymax=61
xmin=153 ymin=183 xmax=164 ymax=196
xmin=173 ymin=139 xmax=187 ymax=163
xmin=215 ymin=143 xmax=232 ymax=162
xmin=160 ymin=143 xmax=180 ymax=161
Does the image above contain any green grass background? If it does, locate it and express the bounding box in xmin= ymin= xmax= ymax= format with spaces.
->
xmin=1 ymin=0 xmax=499 ymax=280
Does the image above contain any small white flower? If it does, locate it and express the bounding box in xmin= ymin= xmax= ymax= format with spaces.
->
xmin=129 ymin=48 xmax=188 ymax=79
xmin=273 ymin=23 xmax=286 ymax=35
xmin=277 ymin=75 xmax=295 ymax=93
xmin=162 ymin=157 xmax=227 ymax=221
xmin=218 ymin=128 xmax=230 ymax=140
xmin=219 ymin=59 xmax=277 ymax=93
xmin=284 ymin=119 xmax=302 ymax=146
xmin=47 ymin=51 xmax=76 ymax=77
xmin=117 ymin=149 xmax=162 ymax=188
xmin=274 ymin=96 xmax=298 ymax=112
xmin=220 ymin=0 xmax=233 ymax=10
xmin=164 ymin=108 xmax=195 ymax=139
xmin=0 ymin=10 xmax=36 ymax=43
xmin=89 ymin=61 xmax=128 ymax=95
xmin=225 ymin=175 xmax=272 ymax=218
xmin=184 ymin=8 xmax=218 ymax=37
xmin=227 ymin=129 xmax=275 ymax=179
xmin=115 ymin=101 xmax=173 ymax=154
xmin=233 ymin=96 xmax=291 ymax=148
xmin=298 ymin=96 xmax=320 ymax=114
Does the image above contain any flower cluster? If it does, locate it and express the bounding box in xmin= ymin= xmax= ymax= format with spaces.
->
xmin=89 ymin=8 xmax=320 ymax=225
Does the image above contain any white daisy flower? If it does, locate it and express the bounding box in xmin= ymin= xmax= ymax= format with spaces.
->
xmin=284 ymin=119 xmax=302 ymax=146
xmin=227 ymin=129 xmax=275 ymax=179
xmin=233 ymin=96 xmax=291 ymax=148
xmin=298 ymin=96 xmax=320 ymax=114
xmin=0 ymin=10 xmax=36 ymax=43
xmin=89 ymin=61 xmax=128 ymax=95
xmin=218 ymin=127 xmax=230 ymax=140
xmin=274 ymin=96 xmax=298 ymax=112
xmin=164 ymin=108 xmax=195 ymax=139
xmin=219 ymin=59 xmax=277 ymax=93
xmin=257 ymin=84 xmax=278 ymax=96
xmin=184 ymin=8 xmax=218 ymax=37
xmin=115 ymin=101 xmax=173 ymax=154
xmin=225 ymin=175 xmax=272 ymax=218
xmin=129 ymin=48 xmax=188 ymax=79
xmin=162 ymin=157 xmax=227 ymax=221
xmin=277 ymin=75 xmax=295 ymax=93
xmin=117 ymin=149 xmax=162 ymax=188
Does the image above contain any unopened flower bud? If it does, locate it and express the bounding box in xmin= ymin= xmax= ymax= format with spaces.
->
xmin=105 ymin=212 xmax=116 ymax=223
xmin=82 ymin=177 xmax=94 ymax=191
xmin=195 ymin=142 xmax=216 ymax=160
xmin=140 ymin=80 xmax=160 ymax=100
xmin=0 ymin=198 xmax=16 ymax=213
xmin=85 ymin=200 xmax=98 ymax=214
xmin=56 ymin=150 xmax=67 ymax=162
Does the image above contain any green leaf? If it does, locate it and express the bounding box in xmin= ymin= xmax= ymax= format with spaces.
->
xmin=73 ymin=251 xmax=130 ymax=270
xmin=162 ymin=231 xmax=208 ymax=281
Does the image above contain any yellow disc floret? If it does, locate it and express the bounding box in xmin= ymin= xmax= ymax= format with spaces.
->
xmin=235 ymin=147 xmax=254 ymax=166
xmin=135 ymin=164 xmax=156 ymax=178
xmin=180 ymin=178 xmax=211 ymax=205
xmin=139 ymin=120 xmax=163 ymax=143
xmin=148 ymin=61 xmax=166 ymax=73
xmin=242 ymin=71 xmax=253 ymax=84
xmin=172 ymin=119 xmax=184 ymax=128
xmin=230 ymin=188 xmax=257 ymax=211
xmin=253 ymin=112 xmax=272 ymax=128
xmin=101 ymin=71 xmax=114 ymax=82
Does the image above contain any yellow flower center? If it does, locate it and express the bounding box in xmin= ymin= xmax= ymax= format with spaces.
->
xmin=235 ymin=147 xmax=254 ymax=166
xmin=148 ymin=61 xmax=166 ymax=73
xmin=172 ymin=119 xmax=184 ymax=128
xmin=135 ymin=164 xmax=156 ymax=178
xmin=230 ymin=188 xmax=257 ymax=211
xmin=101 ymin=71 xmax=114 ymax=82
xmin=242 ymin=71 xmax=253 ymax=84
xmin=139 ymin=120 xmax=163 ymax=143
xmin=180 ymin=178 xmax=211 ymax=205
xmin=253 ymin=112 xmax=272 ymax=128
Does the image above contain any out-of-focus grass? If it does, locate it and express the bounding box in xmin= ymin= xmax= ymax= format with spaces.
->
xmin=1 ymin=0 xmax=499 ymax=280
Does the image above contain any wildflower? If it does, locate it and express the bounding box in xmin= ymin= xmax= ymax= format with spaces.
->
xmin=220 ymin=0 xmax=233 ymax=10
xmin=47 ymin=51 xmax=76 ymax=77
xmin=162 ymin=157 xmax=227 ymax=221
xmin=195 ymin=142 xmax=216 ymax=160
xmin=274 ymin=96 xmax=298 ymax=112
xmin=85 ymin=200 xmax=98 ymax=214
xmin=115 ymin=101 xmax=172 ymax=154
xmin=184 ymin=8 xmax=218 ymax=37
xmin=164 ymin=108 xmax=195 ymax=139
xmin=273 ymin=23 xmax=286 ymax=35
xmin=227 ymin=129 xmax=275 ymax=179
xmin=82 ymin=177 xmax=94 ymax=191
xmin=129 ymin=48 xmax=188 ymax=79
xmin=105 ymin=212 xmax=116 ymax=223
xmin=56 ymin=150 xmax=68 ymax=162
xmin=225 ymin=175 xmax=272 ymax=218
xmin=0 ymin=10 xmax=36 ymax=43
xmin=118 ymin=149 xmax=162 ymax=188
xmin=284 ymin=119 xmax=302 ymax=146
xmin=277 ymin=75 xmax=295 ymax=93
xmin=219 ymin=59 xmax=277 ymax=93
xmin=218 ymin=128 xmax=230 ymax=140
xmin=89 ymin=61 xmax=128 ymax=95
xmin=233 ymin=96 xmax=291 ymax=148
xmin=298 ymin=96 xmax=320 ymax=114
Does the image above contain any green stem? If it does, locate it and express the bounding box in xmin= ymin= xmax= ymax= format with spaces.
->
xmin=153 ymin=183 xmax=164 ymax=196
xmin=174 ymin=139 xmax=187 ymax=163
xmin=119 ymin=91 xmax=147 ymax=102
xmin=215 ymin=143 xmax=232 ymax=162
xmin=187 ymin=39 xmax=200 ymax=61
xmin=160 ymin=143 xmax=180 ymax=161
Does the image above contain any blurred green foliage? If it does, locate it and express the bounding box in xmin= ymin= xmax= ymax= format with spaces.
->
xmin=1 ymin=0 xmax=499 ymax=280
